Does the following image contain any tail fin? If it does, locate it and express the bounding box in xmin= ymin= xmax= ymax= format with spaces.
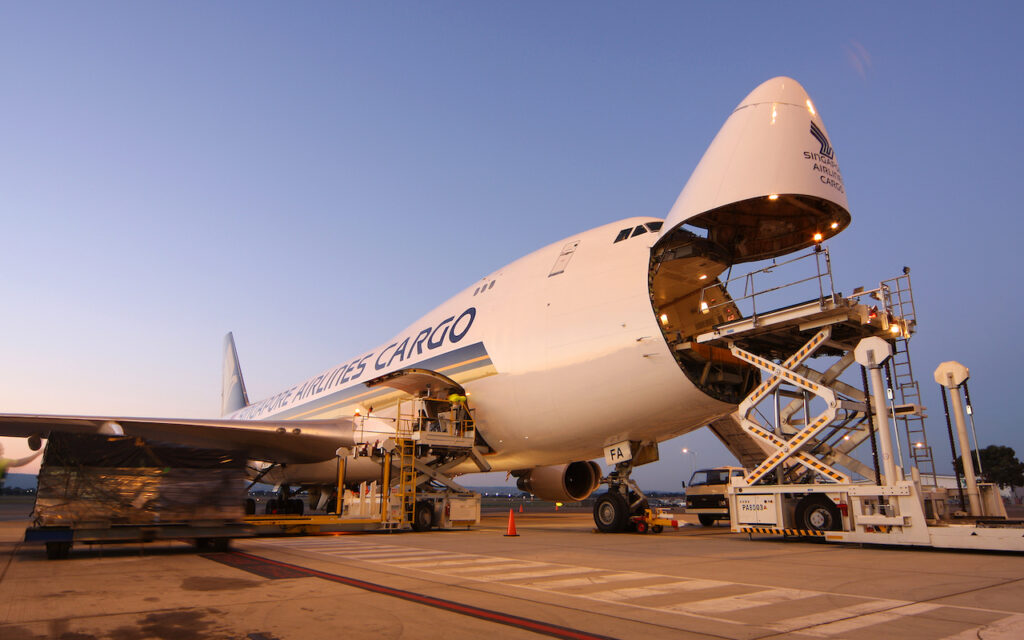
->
xmin=221 ymin=332 xmax=250 ymax=416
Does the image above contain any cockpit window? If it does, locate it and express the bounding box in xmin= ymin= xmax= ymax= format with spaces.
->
xmin=614 ymin=222 xmax=663 ymax=243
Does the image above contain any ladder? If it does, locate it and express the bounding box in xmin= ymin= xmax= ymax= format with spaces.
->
xmin=393 ymin=421 xmax=417 ymax=525
xmin=881 ymin=271 xmax=937 ymax=486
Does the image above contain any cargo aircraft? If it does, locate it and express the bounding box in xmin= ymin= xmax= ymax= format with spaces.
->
xmin=0 ymin=77 xmax=851 ymax=532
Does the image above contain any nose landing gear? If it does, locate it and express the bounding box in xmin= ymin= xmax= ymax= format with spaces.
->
xmin=593 ymin=460 xmax=649 ymax=533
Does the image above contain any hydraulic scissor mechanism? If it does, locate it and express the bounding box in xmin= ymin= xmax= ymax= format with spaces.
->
xmin=730 ymin=327 xmax=850 ymax=485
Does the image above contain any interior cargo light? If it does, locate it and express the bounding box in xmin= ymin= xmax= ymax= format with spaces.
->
xmin=806 ymin=99 xmax=816 ymax=116
xmin=698 ymin=274 xmax=708 ymax=280
xmin=700 ymin=301 xmax=710 ymax=314
xmin=813 ymin=232 xmax=824 ymax=243
xmin=830 ymin=221 xmax=839 ymax=230
xmin=768 ymin=194 xmax=779 ymax=201
xmin=659 ymin=313 xmax=669 ymax=325
xmin=890 ymin=325 xmax=901 ymax=335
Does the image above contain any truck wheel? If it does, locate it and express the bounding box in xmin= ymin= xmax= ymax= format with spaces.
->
xmin=698 ymin=514 xmax=717 ymax=527
xmin=46 ymin=541 xmax=71 ymax=560
xmin=593 ymin=493 xmax=629 ymax=533
xmin=652 ymin=525 xmax=664 ymax=534
xmin=635 ymin=520 xmax=648 ymax=534
xmin=412 ymin=501 xmax=434 ymax=532
xmin=795 ymin=496 xmax=841 ymax=531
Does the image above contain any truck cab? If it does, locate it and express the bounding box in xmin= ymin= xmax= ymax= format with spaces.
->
xmin=684 ymin=466 xmax=746 ymax=526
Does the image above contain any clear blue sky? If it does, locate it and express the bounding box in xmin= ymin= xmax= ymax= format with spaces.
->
xmin=2 ymin=3 xmax=1022 ymax=489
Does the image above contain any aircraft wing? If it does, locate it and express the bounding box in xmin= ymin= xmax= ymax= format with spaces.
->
xmin=0 ymin=413 xmax=356 ymax=464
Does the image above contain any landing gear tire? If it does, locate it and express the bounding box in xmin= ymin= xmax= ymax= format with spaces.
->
xmin=698 ymin=514 xmax=717 ymax=527
xmin=630 ymin=496 xmax=649 ymax=516
xmin=795 ymin=495 xmax=841 ymax=532
xmin=593 ymin=492 xmax=629 ymax=533
xmin=412 ymin=501 xmax=434 ymax=532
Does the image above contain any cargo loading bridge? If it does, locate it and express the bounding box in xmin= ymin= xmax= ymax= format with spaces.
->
xmin=677 ymin=246 xmax=1023 ymax=551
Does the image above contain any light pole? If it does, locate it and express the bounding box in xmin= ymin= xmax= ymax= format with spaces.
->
xmin=681 ymin=448 xmax=697 ymax=484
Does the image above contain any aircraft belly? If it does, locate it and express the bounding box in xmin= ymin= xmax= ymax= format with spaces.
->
xmin=251 ymin=455 xmax=383 ymax=486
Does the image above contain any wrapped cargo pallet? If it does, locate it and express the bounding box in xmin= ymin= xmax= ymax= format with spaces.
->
xmin=34 ymin=432 xmax=246 ymax=527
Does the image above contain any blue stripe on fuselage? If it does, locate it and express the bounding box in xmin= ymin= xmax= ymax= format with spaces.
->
xmin=259 ymin=341 xmax=492 ymax=420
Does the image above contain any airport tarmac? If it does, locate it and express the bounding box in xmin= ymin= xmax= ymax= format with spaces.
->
xmin=2 ymin=506 xmax=1023 ymax=639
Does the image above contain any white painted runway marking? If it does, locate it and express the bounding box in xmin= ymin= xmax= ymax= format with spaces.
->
xmin=529 ymin=572 xmax=651 ymax=589
xmin=390 ymin=556 xmax=500 ymax=568
xmin=763 ymin=598 xmax=910 ymax=633
xmin=666 ymin=587 xmax=819 ymax=614
xmin=442 ymin=561 xmax=542 ymax=573
xmin=937 ymin=613 xmax=1024 ymax=639
xmin=329 ymin=548 xmax=448 ymax=558
xmin=253 ymin=537 xmax=1023 ymax=638
xmin=806 ymin=602 xmax=941 ymax=635
xmin=473 ymin=566 xmax=590 ymax=581
xmin=595 ymin=579 xmax=733 ymax=602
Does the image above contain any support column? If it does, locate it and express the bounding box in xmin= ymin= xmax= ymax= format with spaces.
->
xmin=855 ymin=338 xmax=898 ymax=485
xmin=935 ymin=362 xmax=982 ymax=516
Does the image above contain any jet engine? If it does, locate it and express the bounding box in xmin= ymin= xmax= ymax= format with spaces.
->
xmin=513 ymin=461 xmax=602 ymax=502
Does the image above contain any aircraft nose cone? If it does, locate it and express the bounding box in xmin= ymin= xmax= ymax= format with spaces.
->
xmin=655 ymin=76 xmax=850 ymax=263
xmin=736 ymin=76 xmax=811 ymax=110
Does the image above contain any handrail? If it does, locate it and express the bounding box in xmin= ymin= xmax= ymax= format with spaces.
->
xmin=699 ymin=246 xmax=837 ymax=323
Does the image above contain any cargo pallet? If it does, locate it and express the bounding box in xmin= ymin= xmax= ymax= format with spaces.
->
xmin=26 ymin=522 xmax=254 ymax=559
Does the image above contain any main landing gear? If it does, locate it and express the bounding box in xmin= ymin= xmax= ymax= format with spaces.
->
xmin=593 ymin=460 xmax=649 ymax=533
xmin=263 ymin=484 xmax=305 ymax=516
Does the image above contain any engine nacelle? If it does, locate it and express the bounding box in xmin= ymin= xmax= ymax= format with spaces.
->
xmin=514 ymin=461 xmax=602 ymax=502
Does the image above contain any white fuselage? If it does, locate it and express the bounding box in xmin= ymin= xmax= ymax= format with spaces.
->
xmin=232 ymin=216 xmax=734 ymax=480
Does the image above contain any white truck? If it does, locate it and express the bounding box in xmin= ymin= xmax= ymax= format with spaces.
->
xmin=684 ymin=466 xmax=746 ymax=526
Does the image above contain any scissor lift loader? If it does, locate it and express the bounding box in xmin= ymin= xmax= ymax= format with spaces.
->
xmin=692 ymin=260 xmax=1023 ymax=551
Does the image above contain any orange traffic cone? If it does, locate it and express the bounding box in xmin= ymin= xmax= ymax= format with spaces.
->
xmin=504 ymin=508 xmax=519 ymax=537
xmin=518 ymin=504 xmax=523 ymax=514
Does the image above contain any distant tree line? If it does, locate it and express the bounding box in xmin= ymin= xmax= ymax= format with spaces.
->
xmin=954 ymin=445 xmax=1024 ymax=489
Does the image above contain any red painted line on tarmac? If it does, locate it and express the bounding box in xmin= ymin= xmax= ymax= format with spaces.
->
xmin=214 ymin=551 xmax=618 ymax=640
